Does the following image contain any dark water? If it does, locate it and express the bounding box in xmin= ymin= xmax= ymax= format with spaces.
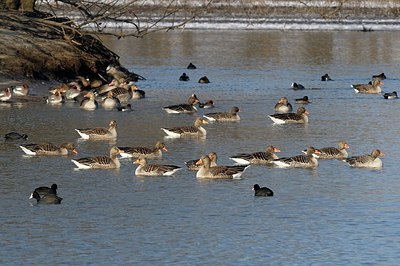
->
xmin=1 ymin=30 xmax=400 ymax=264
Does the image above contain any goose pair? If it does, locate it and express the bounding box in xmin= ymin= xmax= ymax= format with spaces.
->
xmin=20 ymin=142 xmax=78 ymax=156
xmin=75 ymin=120 xmax=117 ymax=140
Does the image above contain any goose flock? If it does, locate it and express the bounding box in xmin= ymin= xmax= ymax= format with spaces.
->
xmin=1 ymin=64 xmax=388 ymax=204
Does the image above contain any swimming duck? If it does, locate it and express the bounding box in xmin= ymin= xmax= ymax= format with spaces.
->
xmin=185 ymin=152 xmax=218 ymax=171
xmin=198 ymin=76 xmax=210 ymax=84
xmin=34 ymin=184 xmax=58 ymax=197
xmin=20 ymin=142 xmax=78 ymax=156
xmin=179 ymin=73 xmax=190 ymax=81
xmin=163 ymin=94 xmax=199 ymax=114
xmin=4 ymin=132 xmax=28 ymax=140
xmin=11 ymin=84 xmax=29 ymax=96
xmin=343 ymin=149 xmax=384 ymax=168
xmin=295 ymin=96 xmax=311 ymax=104
xmin=0 ymin=88 xmax=12 ymax=102
xmin=352 ymin=79 xmax=383 ymax=94
xmin=102 ymin=91 xmax=121 ymax=109
xmin=272 ymin=147 xmax=321 ymax=168
xmin=161 ymin=118 xmax=208 ymax=138
xmin=133 ymin=158 xmax=181 ymax=176
xmin=372 ymin=73 xmax=386 ymax=80
xmin=119 ymin=141 xmax=167 ymax=159
xmin=268 ymin=107 xmax=309 ymax=124
xmin=187 ymin=62 xmax=197 ymax=69
xmin=203 ymin=106 xmax=240 ymax=122
xmin=75 ymin=120 xmax=117 ymax=140
xmin=71 ymin=146 xmax=121 ymax=169
xmin=195 ymin=154 xmax=249 ymax=179
xmin=274 ymin=97 xmax=293 ymax=114
xmin=253 ymin=184 xmax=274 ymax=197
xmin=383 ymin=91 xmax=398 ymax=99
xmin=230 ymin=145 xmax=281 ymax=165
xmin=30 ymin=191 xmax=62 ymax=204
xmin=304 ymin=140 xmax=349 ymax=159
xmin=321 ymin=74 xmax=332 ymax=81
xmin=80 ymin=91 xmax=98 ymax=110
xmin=117 ymin=104 xmax=133 ymax=112
xmin=291 ymin=82 xmax=305 ymax=90
xmin=46 ymin=91 xmax=63 ymax=105
xmin=198 ymin=100 xmax=215 ymax=109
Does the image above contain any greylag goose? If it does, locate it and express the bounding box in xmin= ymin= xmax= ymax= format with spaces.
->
xmin=195 ymin=154 xmax=249 ymax=179
xmin=268 ymin=107 xmax=309 ymax=124
xmin=372 ymin=73 xmax=386 ymax=80
xmin=0 ymin=87 xmax=12 ymax=102
xmin=198 ymin=100 xmax=215 ymax=109
xmin=187 ymin=62 xmax=197 ymax=69
xmin=203 ymin=106 xmax=240 ymax=122
xmin=80 ymin=91 xmax=98 ymax=110
xmin=30 ymin=191 xmax=62 ymax=204
xmin=230 ymin=145 xmax=281 ymax=165
xmin=131 ymin=85 xmax=145 ymax=99
xmin=117 ymin=104 xmax=132 ymax=112
xmin=274 ymin=97 xmax=293 ymax=114
xmin=291 ymin=82 xmax=305 ymax=90
xmin=4 ymin=132 xmax=28 ymax=140
xmin=305 ymin=140 xmax=349 ymax=159
xmin=102 ymin=91 xmax=121 ymax=109
xmin=161 ymin=118 xmax=208 ymax=138
xmin=11 ymin=84 xmax=29 ymax=96
xmin=185 ymin=152 xmax=218 ymax=171
xmin=352 ymin=79 xmax=383 ymax=94
xmin=75 ymin=120 xmax=117 ymax=140
xmin=133 ymin=158 xmax=181 ymax=176
xmin=118 ymin=141 xmax=167 ymax=159
xmin=383 ymin=91 xmax=398 ymax=99
xmin=198 ymin=76 xmax=210 ymax=84
xmin=34 ymin=184 xmax=58 ymax=197
xmin=106 ymin=64 xmax=146 ymax=82
xmin=321 ymin=74 xmax=332 ymax=81
xmin=163 ymin=94 xmax=199 ymax=114
xmin=343 ymin=149 xmax=384 ymax=168
xmin=253 ymin=184 xmax=274 ymax=197
xmin=272 ymin=147 xmax=321 ymax=168
xmin=20 ymin=142 xmax=78 ymax=156
xmin=71 ymin=146 xmax=121 ymax=169
xmin=295 ymin=96 xmax=311 ymax=104
xmin=179 ymin=73 xmax=190 ymax=81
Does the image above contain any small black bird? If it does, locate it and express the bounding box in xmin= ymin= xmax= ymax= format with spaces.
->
xmin=198 ymin=76 xmax=210 ymax=84
xmin=321 ymin=73 xmax=332 ymax=81
xmin=4 ymin=132 xmax=28 ymax=140
xmin=372 ymin=72 xmax=386 ymax=80
xmin=383 ymin=91 xmax=398 ymax=99
xmin=179 ymin=73 xmax=190 ymax=81
xmin=253 ymin=184 xmax=274 ymax=197
xmin=29 ymin=191 xmax=62 ymax=204
xmin=187 ymin=62 xmax=197 ymax=69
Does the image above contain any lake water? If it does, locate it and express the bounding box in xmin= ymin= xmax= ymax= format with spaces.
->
xmin=1 ymin=30 xmax=400 ymax=264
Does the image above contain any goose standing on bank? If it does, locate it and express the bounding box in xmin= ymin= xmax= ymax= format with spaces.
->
xmin=75 ymin=120 xmax=117 ymax=140
xmin=161 ymin=118 xmax=208 ymax=138
xmin=308 ymin=140 xmax=349 ymax=159
xmin=230 ymin=145 xmax=281 ymax=165
xmin=272 ymin=147 xmax=321 ymax=168
xmin=71 ymin=146 xmax=121 ymax=169
xmin=118 ymin=141 xmax=168 ymax=159
xmin=185 ymin=152 xmax=218 ymax=171
xmin=163 ymin=94 xmax=200 ymax=114
xmin=195 ymin=154 xmax=249 ymax=179
xmin=203 ymin=106 xmax=240 ymax=122
xmin=133 ymin=158 xmax=181 ymax=176
xmin=268 ymin=107 xmax=309 ymax=124
xmin=20 ymin=142 xmax=78 ymax=156
xmin=274 ymin=97 xmax=293 ymax=114
xmin=343 ymin=149 xmax=384 ymax=168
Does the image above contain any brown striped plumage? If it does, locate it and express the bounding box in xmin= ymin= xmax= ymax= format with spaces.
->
xmin=230 ymin=145 xmax=280 ymax=165
xmin=343 ymin=149 xmax=384 ymax=168
xmin=273 ymin=147 xmax=321 ymax=168
xmin=318 ymin=140 xmax=349 ymax=159
xmin=203 ymin=106 xmax=240 ymax=122
xmin=20 ymin=142 xmax=77 ymax=156
xmin=163 ymin=94 xmax=199 ymax=114
xmin=134 ymin=158 xmax=181 ymax=176
xmin=195 ymin=154 xmax=249 ymax=179
xmin=75 ymin=120 xmax=117 ymax=140
xmin=71 ymin=147 xmax=121 ymax=169
xmin=118 ymin=141 xmax=167 ymax=159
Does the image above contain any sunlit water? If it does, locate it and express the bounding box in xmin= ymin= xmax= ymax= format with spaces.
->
xmin=1 ymin=30 xmax=400 ymax=264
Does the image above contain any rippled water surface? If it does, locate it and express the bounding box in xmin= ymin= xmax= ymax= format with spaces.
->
xmin=1 ymin=30 xmax=400 ymax=264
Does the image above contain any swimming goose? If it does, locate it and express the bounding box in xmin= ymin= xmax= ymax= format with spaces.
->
xmin=0 ymin=88 xmax=12 ymax=102
xmin=372 ymin=73 xmax=386 ymax=80
xmin=291 ymin=82 xmax=305 ymax=90
xmin=80 ymin=91 xmax=98 ymax=110
xmin=102 ymin=91 xmax=121 ymax=109
xmin=11 ymin=84 xmax=29 ymax=96
xmin=185 ymin=152 xmax=218 ymax=171
xmin=71 ymin=146 xmax=121 ymax=169
xmin=268 ymin=107 xmax=309 ymax=124
xmin=34 ymin=184 xmax=58 ymax=197
xmin=253 ymin=184 xmax=274 ymax=197
xmin=272 ymin=147 xmax=321 ymax=168
xmin=343 ymin=149 xmax=384 ymax=168
xmin=4 ymin=132 xmax=28 ymax=140
xmin=20 ymin=142 xmax=78 ymax=156
xmin=295 ymin=96 xmax=311 ymax=104
xmin=118 ymin=141 xmax=167 ymax=159
xmin=195 ymin=154 xmax=249 ymax=179
xmin=161 ymin=118 xmax=208 ymax=138
xmin=203 ymin=106 xmax=240 ymax=122
xmin=274 ymin=97 xmax=293 ymax=114
xmin=230 ymin=145 xmax=281 ymax=165
xmin=75 ymin=120 xmax=117 ymax=140
xmin=352 ymin=79 xmax=383 ymax=94
xmin=30 ymin=191 xmax=62 ymax=204
xmin=198 ymin=100 xmax=215 ymax=109
xmin=179 ymin=73 xmax=190 ymax=81
xmin=321 ymin=73 xmax=332 ymax=81
xmin=131 ymin=85 xmax=145 ymax=99
xmin=133 ymin=158 xmax=181 ymax=176
xmin=383 ymin=91 xmax=398 ymax=99
xmin=163 ymin=94 xmax=199 ymax=114
xmin=306 ymin=140 xmax=349 ymax=159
